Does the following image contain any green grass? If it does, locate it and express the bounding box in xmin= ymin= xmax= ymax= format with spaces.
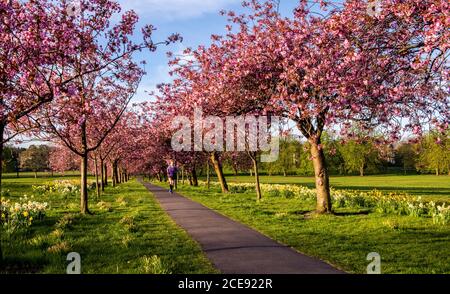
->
xmin=218 ymin=175 xmax=450 ymax=201
xmin=156 ymin=178 xmax=450 ymax=274
xmin=2 ymin=171 xmax=81 ymax=179
xmin=1 ymin=178 xmax=217 ymax=274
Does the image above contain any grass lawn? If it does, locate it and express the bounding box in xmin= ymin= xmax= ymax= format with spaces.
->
xmin=219 ymin=174 xmax=450 ymax=201
xmin=156 ymin=177 xmax=450 ymax=274
xmin=2 ymin=171 xmax=81 ymax=180
xmin=1 ymin=177 xmax=217 ymax=274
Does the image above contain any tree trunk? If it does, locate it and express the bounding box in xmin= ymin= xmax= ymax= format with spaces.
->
xmin=94 ymin=156 xmax=100 ymax=200
xmin=192 ymin=166 xmax=198 ymax=187
xmin=34 ymin=171 xmax=37 ymax=179
xmin=116 ymin=163 xmax=120 ymax=184
xmin=117 ymin=166 xmax=121 ymax=184
xmin=360 ymin=165 xmax=365 ymax=177
xmin=206 ymin=161 xmax=210 ymax=190
xmin=113 ymin=162 xmax=118 ymax=185
xmin=181 ymin=167 xmax=185 ymax=185
xmin=100 ymin=159 xmax=105 ymax=192
xmin=80 ymin=153 xmax=90 ymax=214
xmin=112 ymin=162 xmax=116 ymax=187
xmin=0 ymin=123 xmax=4 ymax=263
xmin=233 ymin=165 xmax=238 ymax=176
xmin=210 ymin=152 xmax=228 ymax=193
xmin=251 ymin=155 xmax=262 ymax=202
xmin=310 ymin=140 xmax=332 ymax=214
xmin=436 ymin=168 xmax=439 ymax=176
xmin=103 ymin=163 xmax=108 ymax=187
xmin=249 ymin=169 xmax=253 ymax=177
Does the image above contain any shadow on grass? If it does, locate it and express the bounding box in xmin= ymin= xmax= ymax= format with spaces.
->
xmin=333 ymin=210 xmax=371 ymax=216
xmin=0 ymin=259 xmax=45 ymax=274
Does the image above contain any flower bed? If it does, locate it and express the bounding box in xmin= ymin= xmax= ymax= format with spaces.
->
xmin=198 ymin=181 xmax=450 ymax=225
xmin=1 ymin=196 xmax=48 ymax=233
xmin=31 ymin=180 xmax=96 ymax=199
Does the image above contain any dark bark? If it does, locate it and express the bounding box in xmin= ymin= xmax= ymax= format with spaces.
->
xmin=112 ymin=162 xmax=116 ymax=187
xmin=210 ymin=152 xmax=229 ymax=193
xmin=104 ymin=163 xmax=108 ymax=187
xmin=206 ymin=161 xmax=210 ymax=190
xmin=188 ymin=173 xmax=193 ymax=186
xmin=100 ymin=159 xmax=105 ymax=192
xmin=94 ymin=156 xmax=100 ymax=200
xmin=80 ymin=119 xmax=90 ymax=215
xmin=80 ymin=153 xmax=90 ymax=214
xmin=233 ymin=165 xmax=238 ymax=176
xmin=250 ymin=154 xmax=262 ymax=201
xmin=191 ymin=166 xmax=198 ymax=187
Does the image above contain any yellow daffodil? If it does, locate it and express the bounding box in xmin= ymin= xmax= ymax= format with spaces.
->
xmin=23 ymin=211 xmax=29 ymax=217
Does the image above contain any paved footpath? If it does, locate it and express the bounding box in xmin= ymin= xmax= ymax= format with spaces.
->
xmin=141 ymin=181 xmax=344 ymax=274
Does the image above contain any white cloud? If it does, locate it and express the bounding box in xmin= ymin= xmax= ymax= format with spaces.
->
xmin=118 ymin=0 xmax=239 ymax=21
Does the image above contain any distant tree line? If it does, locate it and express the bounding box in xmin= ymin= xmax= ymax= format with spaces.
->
xmin=2 ymin=145 xmax=52 ymax=177
xmin=221 ymin=131 xmax=450 ymax=177
xmin=3 ymin=130 xmax=448 ymax=179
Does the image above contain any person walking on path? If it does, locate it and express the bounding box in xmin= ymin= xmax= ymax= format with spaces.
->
xmin=167 ymin=160 xmax=178 ymax=194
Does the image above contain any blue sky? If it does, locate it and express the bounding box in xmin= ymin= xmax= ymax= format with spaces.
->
xmin=116 ymin=0 xmax=302 ymax=103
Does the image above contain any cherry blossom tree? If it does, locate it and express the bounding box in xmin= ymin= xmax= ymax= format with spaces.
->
xmin=49 ymin=145 xmax=79 ymax=174
xmin=0 ymin=0 xmax=84 ymax=190
xmin=159 ymin=0 xmax=448 ymax=213
xmin=35 ymin=0 xmax=180 ymax=214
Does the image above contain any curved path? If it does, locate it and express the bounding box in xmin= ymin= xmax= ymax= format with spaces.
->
xmin=141 ymin=180 xmax=343 ymax=274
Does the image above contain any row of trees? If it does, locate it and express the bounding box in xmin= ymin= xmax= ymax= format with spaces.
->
xmin=0 ymin=0 xmax=181 ymax=261
xmin=3 ymin=0 xmax=447 ymax=214
xmin=135 ymin=0 xmax=448 ymax=214
xmin=1 ymin=0 xmax=448 ymax=261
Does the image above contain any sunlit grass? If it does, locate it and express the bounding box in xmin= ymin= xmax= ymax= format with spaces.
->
xmin=213 ymin=174 xmax=450 ymax=201
xmin=1 ymin=178 xmax=217 ymax=274
xmin=156 ymin=179 xmax=450 ymax=274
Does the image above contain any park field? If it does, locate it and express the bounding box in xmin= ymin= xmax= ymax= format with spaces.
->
xmin=216 ymin=174 xmax=450 ymax=201
xmin=156 ymin=174 xmax=450 ymax=274
xmin=1 ymin=176 xmax=216 ymax=274
xmin=2 ymin=174 xmax=449 ymax=274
